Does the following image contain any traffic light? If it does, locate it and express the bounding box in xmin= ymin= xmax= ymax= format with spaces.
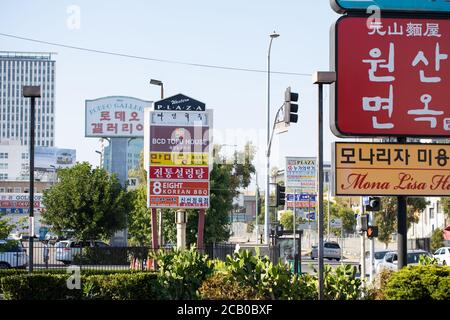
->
xmin=276 ymin=184 xmax=286 ymax=206
xmin=284 ymin=87 xmax=299 ymax=125
xmin=365 ymin=196 xmax=381 ymax=212
xmin=367 ymin=225 xmax=379 ymax=238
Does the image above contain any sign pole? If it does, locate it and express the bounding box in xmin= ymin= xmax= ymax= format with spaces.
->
xmin=293 ymin=189 xmax=297 ymax=274
xmin=397 ymin=137 xmax=408 ymax=269
xmin=317 ymin=83 xmax=325 ymax=301
xmin=197 ymin=209 xmax=205 ymax=250
xmin=151 ymin=208 xmax=159 ymax=249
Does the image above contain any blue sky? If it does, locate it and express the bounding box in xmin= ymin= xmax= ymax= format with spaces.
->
xmin=0 ymin=0 xmax=341 ymax=189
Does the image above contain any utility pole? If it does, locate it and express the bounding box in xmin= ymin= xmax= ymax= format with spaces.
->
xmin=255 ymin=172 xmax=259 ymax=243
xmin=360 ymin=197 xmax=366 ymax=288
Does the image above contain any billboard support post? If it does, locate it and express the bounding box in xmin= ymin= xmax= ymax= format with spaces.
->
xmin=397 ymin=137 xmax=408 ymax=269
xmin=176 ymin=209 xmax=187 ymax=250
xmin=151 ymin=208 xmax=159 ymax=249
xmin=197 ymin=209 xmax=205 ymax=250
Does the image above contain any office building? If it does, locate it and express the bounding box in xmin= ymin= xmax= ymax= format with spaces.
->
xmin=0 ymin=51 xmax=56 ymax=147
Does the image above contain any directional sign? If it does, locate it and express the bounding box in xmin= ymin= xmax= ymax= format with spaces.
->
xmin=332 ymin=16 xmax=450 ymax=137
xmin=333 ymin=142 xmax=450 ymax=196
xmin=331 ymin=0 xmax=450 ymax=14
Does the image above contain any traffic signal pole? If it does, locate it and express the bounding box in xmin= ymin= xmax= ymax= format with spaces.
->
xmin=369 ymin=211 xmax=375 ymax=283
xmin=360 ymin=198 xmax=366 ymax=288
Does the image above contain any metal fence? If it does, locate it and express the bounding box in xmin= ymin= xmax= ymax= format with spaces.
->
xmin=13 ymin=242 xmax=238 ymax=271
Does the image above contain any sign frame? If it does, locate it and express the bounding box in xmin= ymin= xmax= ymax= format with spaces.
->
xmin=331 ymin=0 xmax=450 ymax=14
xmin=332 ymin=141 xmax=450 ymax=196
xmin=331 ymin=14 xmax=450 ymax=138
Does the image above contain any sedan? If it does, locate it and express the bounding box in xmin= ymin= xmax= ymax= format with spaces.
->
xmin=433 ymin=247 xmax=450 ymax=266
xmin=376 ymin=250 xmax=433 ymax=273
xmin=311 ymin=241 xmax=341 ymax=261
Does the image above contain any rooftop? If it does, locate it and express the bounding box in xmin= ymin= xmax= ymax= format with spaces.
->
xmin=0 ymin=51 xmax=56 ymax=60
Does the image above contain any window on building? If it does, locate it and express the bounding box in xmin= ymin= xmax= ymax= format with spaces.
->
xmin=14 ymin=187 xmax=21 ymax=193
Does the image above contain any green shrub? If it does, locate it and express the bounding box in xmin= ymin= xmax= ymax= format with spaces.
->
xmin=151 ymin=247 xmax=213 ymax=299
xmin=198 ymin=272 xmax=261 ymax=300
xmin=221 ymin=250 xmax=317 ymax=300
xmin=383 ymin=265 xmax=450 ymax=300
xmin=83 ymin=272 xmax=163 ymax=300
xmin=1 ymin=274 xmax=83 ymax=300
xmin=431 ymin=228 xmax=444 ymax=252
xmin=431 ymin=276 xmax=450 ymax=300
xmin=323 ymin=264 xmax=361 ymax=300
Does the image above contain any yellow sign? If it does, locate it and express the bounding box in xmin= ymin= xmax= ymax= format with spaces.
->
xmin=150 ymin=152 xmax=209 ymax=166
xmin=334 ymin=143 xmax=450 ymax=196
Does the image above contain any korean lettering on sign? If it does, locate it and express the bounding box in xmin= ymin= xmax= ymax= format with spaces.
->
xmin=333 ymin=17 xmax=450 ymax=137
xmin=333 ymin=143 xmax=450 ymax=196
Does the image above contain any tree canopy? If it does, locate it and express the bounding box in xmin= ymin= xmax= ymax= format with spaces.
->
xmin=42 ymin=162 xmax=129 ymax=241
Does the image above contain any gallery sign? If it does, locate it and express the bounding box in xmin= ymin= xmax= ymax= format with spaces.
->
xmin=85 ymin=96 xmax=150 ymax=137
xmin=333 ymin=142 xmax=450 ymax=196
xmin=331 ymin=16 xmax=450 ymax=137
xmin=331 ymin=0 xmax=450 ymax=14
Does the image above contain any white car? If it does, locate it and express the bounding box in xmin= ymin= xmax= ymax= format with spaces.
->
xmin=55 ymin=240 xmax=109 ymax=265
xmin=0 ymin=239 xmax=28 ymax=269
xmin=311 ymin=241 xmax=341 ymax=261
xmin=376 ymin=250 xmax=433 ymax=273
xmin=363 ymin=250 xmax=392 ymax=276
xmin=433 ymin=247 xmax=450 ymax=266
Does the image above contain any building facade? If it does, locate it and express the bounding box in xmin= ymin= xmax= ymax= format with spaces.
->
xmin=103 ymin=138 xmax=143 ymax=172
xmin=0 ymin=51 xmax=56 ymax=147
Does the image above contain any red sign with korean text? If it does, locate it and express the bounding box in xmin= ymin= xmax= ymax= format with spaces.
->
xmin=149 ymin=166 xmax=209 ymax=180
xmin=332 ymin=16 xmax=450 ymax=137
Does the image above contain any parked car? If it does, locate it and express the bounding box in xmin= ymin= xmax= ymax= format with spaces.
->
xmin=376 ymin=249 xmax=433 ymax=273
xmin=364 ymin=250 xmax=391 ymax=275
xmin=311 ymin=241 xmax=341 ymax=261
xmin=0 ymin=239 xmax=28 ymax=269
xmin=55 ymin=240 xmax=109 ymax=265
xmin=433 ymin=247 xmax=450 ymax=266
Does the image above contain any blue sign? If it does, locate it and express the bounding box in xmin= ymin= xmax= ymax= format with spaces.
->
xmin=39 ymin=227 xmax=49 ymax=241
xmin=331 ymin=0 xmax=450 ymax=13
xmin=0 ymin=208 xmax=26 ymax=214
xmin=287 ymin=194 xmax=317 ymax=201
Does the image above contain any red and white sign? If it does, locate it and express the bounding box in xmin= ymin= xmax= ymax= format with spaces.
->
xmin=85 ymin=96 xmax=150 ymax=137
xmin=149 ymin=181 xmax=209 ymax=196
xmin=332 ymin=16 xmax=450 ymax=137
xmin=149 ymin=166 xmax=209 ymax=180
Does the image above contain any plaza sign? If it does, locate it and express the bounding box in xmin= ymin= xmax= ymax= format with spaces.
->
xmin=333 ymin=142 xmax=450 ymax=196
xmin=331 ymin=16 xmax=450 ymax=137
xmin=331 ymin=0 xmax=450 ymax=14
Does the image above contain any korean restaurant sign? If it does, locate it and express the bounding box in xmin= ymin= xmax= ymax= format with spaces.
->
xmin=85 ymin=96 xmax=151 ymax=137
xmin=285 ymin=157 xmax=317 ymax=194
xmin=144 ymin=94 xmax=212 ymax=209
xmin=331 ymin=0 xmax=450 ymax=14
xmin=0 ymin=193 xmax=44 ymax=214
xmin=331 ymin=16 xmax=450 ymax=137
xmin=333 ymin=142 xmax=450 ymax=196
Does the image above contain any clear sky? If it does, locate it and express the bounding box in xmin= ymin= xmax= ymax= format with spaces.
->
xmin=0 ymin=0 xmax=342 ymax=189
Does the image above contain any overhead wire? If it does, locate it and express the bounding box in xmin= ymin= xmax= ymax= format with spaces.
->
xmin=0 ymin=32 xmax=312 ymax=77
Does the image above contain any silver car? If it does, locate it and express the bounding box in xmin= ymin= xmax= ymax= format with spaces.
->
xmin=311 ymin=241 xmax=341 ymax=261
xmin=0 ymin=239 xmax=28 ymax=269
xmin=376 ymin=250 xmax=432 ymax=273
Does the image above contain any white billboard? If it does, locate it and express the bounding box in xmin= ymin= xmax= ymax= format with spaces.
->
xmin=85 ymin=96 xmax=151 ymax=138
xmin=285 ymin=157 xmax=317 ymax=194
xmin=35 ymin=147 xmax=76 ymax=171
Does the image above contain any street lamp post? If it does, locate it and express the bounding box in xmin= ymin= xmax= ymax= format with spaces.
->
xmin=313 ymin=71 xmax=336 ymax=300
xmin=150 ymin=79 xmax=165 ymax=248
xmin=265 ymin=31 xmax=280 ymax=245
xmin=23 ymin=85 xmax=41 ymax=273
xmin=95 ymin=150 xmax=103 ymax=168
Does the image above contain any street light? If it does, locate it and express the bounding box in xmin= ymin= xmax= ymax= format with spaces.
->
xmin=265 ymin=31 xmax=280 ymax=245
xmin=23 ymin=85 xmax=41 ymax=273
xmin=150 ymin=79 xmax=164 ymax=99
xmin=313 ymin=71 xmax=336 ymax=300
xmin=95 ymin=150 xmax=103 ymax=168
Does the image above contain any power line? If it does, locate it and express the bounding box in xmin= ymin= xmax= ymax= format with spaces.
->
xmin=0 ymin=32 xmax=311 ymax=77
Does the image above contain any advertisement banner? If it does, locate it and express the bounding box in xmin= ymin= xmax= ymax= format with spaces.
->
xmin=149 ymin=181 xmax=209 ymax=196
xmin=150 ymin=152 xmax=209 ymax=166
xmin=333 ymin=142 xmax=450 ymax=196
xmin=150 ymin=126 xmax=210 ymax=152
xmin=149 ymin=166 xmax=209 ymax=180
xmin=285 ymin=157 xmax=317 ymax=194
xmin=332 ymin=16 xmax=450 ymax=137
xmin=0 ymin=193 xmax=44 ymax=214
xmin=85 ymin=96 xmax=150 ymax=137
xmin=35 ymin=147 xmax=76 ymax=170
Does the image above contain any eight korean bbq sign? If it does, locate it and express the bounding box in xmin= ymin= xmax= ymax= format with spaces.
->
xmin=333 ymin=142 xmax=450 ymax=196
xmin=85 ymin=96 xmax=151 ymax=137
xmin=332 ymin=16 xmax=450 ymax=137
xmin=146 ymin=94 xmax=212 ymax=209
